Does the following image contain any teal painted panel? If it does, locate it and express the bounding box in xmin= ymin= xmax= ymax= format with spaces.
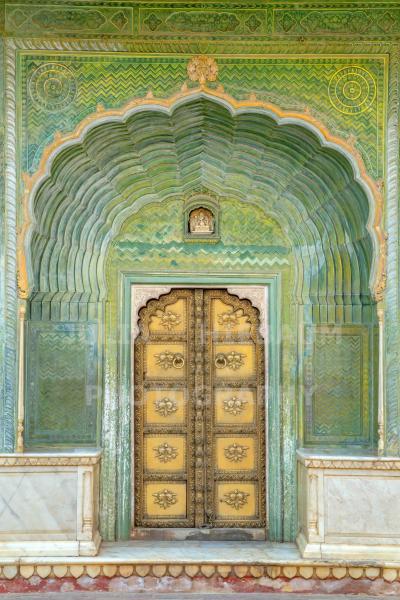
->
xmin=25 ymin=321 xmax=98 ymax=446
xmin=304 ymin=325 xmax=372 ymax=446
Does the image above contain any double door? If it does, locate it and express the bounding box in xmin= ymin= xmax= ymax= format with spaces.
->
xmin=134 ymin=289 xmax=265 ymax=531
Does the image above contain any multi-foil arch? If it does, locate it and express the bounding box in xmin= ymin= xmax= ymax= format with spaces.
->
xmin=18 ymin=88 xmax=385 ymax=308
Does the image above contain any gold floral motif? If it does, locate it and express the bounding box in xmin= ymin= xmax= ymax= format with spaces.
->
xmin=220 ymin=489 xmax=250 ymax=510
xmin=187 ymin=55 xmax=218 ymax=85
xmin=215 ymin=351 xmax=245 ymax=370
xmin=155 ymin=309 xmax=181 ymax=330
xmin=155 ymin=350 xmax=185 ymax=369
xmin=223 ymin=396 xmax=248 ymax=416
xmin=154 ymin=442 xmax=179 ymax=463
xmin=217 ymin=310 xmax=242 ymax=329
xmin=154 ymin=397 xmax=178 ymax=417
xmin=224 ymin=442 xmax=249 ymax=462
xmin=152 ymin=488 xmax=178 ymax=509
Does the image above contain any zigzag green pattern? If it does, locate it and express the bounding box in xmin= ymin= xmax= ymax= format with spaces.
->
xmin=304 ymin=326 xmax=371 ymax=446
xmin=22 ymin=55 xmax=385 ymax=177
xmin=107 ymin=197 xmax=291 ymax=275
xmin=25 ymin=322 xmax=98 ymax=446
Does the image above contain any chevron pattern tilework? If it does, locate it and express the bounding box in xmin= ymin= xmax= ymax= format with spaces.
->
xmin=107 ymin=197 xmax=291 ymax=275
xmin=304 ymin=325 xmax=372 ymax=446
xmin=25 ymin=322 xmax=98 ymax=446
xmin=20 ymin=54 xmax=385 ymax=178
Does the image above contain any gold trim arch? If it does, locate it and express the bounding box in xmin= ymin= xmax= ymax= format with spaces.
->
xmin=18 ymin=86 xmax=385 ymax=303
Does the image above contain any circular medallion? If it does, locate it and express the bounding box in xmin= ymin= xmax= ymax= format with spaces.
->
xmin=328 ymin=66 xmax=376 ymax=115
xmin=29 ymin=63 xmax=77 ymax=112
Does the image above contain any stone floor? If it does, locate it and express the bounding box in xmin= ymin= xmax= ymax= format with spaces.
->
xmin=0 ymin=594 xmax=387 ymax=599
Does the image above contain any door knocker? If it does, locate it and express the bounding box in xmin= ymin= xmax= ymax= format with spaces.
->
xmin=155 ymin=350 xmax=185 ymax=370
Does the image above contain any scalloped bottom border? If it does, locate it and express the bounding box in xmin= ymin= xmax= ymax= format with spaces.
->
xmin=0 ymin=564 xmax=400 ymax=595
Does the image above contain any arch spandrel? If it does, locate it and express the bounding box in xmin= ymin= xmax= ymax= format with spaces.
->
xmin=17 ymin=88 xmax=385 ymax=305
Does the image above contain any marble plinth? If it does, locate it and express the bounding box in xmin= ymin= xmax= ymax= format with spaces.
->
xmin=297 ymin=449 xmax=400 ymax=560
xmin=0 ymin=452 xmax=101 ymax=557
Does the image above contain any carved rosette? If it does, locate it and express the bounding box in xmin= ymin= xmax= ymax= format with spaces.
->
xmin=187 ymin=55 xmax=218 ymax=85
xmin=223 ymin=396 xmax=248 ymax=416
xmin=224 ymin=443 xmax=249 ymax=462
xmin=220 ymin=489 xmax=250 ymax=510
xmin=154 ymin=397 xmax=178 ymax=417
xmin=217 ymin=310 xmax=242 ymax=329
xmin=29 ymin=63 xmax=77 ymax=112
xmin=156 ymin=308 xmax=182 ymax=330
xmin=152 ymin=489 xmax=178 ymax=510
xmin=153 ymin=442 xmax=178 ymax=463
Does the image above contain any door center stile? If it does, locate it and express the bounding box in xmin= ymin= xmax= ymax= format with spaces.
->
xmin=194 ymin=289 xmax=206 ymax=528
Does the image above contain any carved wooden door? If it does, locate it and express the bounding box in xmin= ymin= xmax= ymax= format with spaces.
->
xmin=134 ymin=289 xmax=265 ymax=531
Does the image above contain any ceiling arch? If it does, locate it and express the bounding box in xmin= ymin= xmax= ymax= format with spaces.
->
xmin=18 ymin=89 xmax=383 ymax=305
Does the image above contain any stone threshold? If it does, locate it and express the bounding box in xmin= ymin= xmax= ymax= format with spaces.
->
xmin=0 ymin=541 xmax=400 ymax=582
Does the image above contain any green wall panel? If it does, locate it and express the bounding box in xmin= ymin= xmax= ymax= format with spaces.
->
xmin=304 ymin=325 xmax=374 ymax=446
xmin=25 ymin=321 xmax=98 ymax=446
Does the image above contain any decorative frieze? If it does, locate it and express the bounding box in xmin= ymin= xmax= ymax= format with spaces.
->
xmin=0 ymin=561 xmax=400 ymax=582
xmin=273 ymin=6 xmax=400 ymax=37
xmin=7 ymin=4 xmax=400 ymax=39
xmin=6 ymin=6 xmax=133 ymax=36
xmin=139 ymin=8 xmax=268 ymax=37
xmin=0 ymin=454 xmax=100 ymax=467
xmin=300 ymin=457 xmax=400 ymax=470
xmin=297 ymin=448 xmax=400 ymax=470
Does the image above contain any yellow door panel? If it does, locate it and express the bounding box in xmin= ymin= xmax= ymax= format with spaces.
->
xmin=211 ymin=298 xmax=252 ymax=336
xmin=213 ymin=343 xmax=256 ymax=379
xmin=144 ymin=434 xmax=186 ymax=472
xmin=144 ymin=482 xmax=187 ymax=519
xmin=214 ymin=389 xmax=255 ymax=424
xmin=145 ymin=343 xmax=186 ymax=379
xmin=215 ymin=436 xmax=256 ymax=471
xmin=144 ymin=389 xmax=186 ymax=425
xmin=216 ymin=482 xmax=258 ymax=520
xmin=148 ymin=299 xmax=187 ymax=334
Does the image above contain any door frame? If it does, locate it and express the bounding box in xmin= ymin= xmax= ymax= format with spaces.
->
xmin=117 ymin=272 xmax=282 ymax=541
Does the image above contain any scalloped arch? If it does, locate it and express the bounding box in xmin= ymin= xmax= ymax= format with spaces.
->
xmin=18 ymin=87 xmax=385 ymax=304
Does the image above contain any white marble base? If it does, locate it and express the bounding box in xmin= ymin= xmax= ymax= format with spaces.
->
xmin=0 ymin=452 xmax=101 ymax=557
xmin=297 ymin=449 xmax=400 ymax=560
